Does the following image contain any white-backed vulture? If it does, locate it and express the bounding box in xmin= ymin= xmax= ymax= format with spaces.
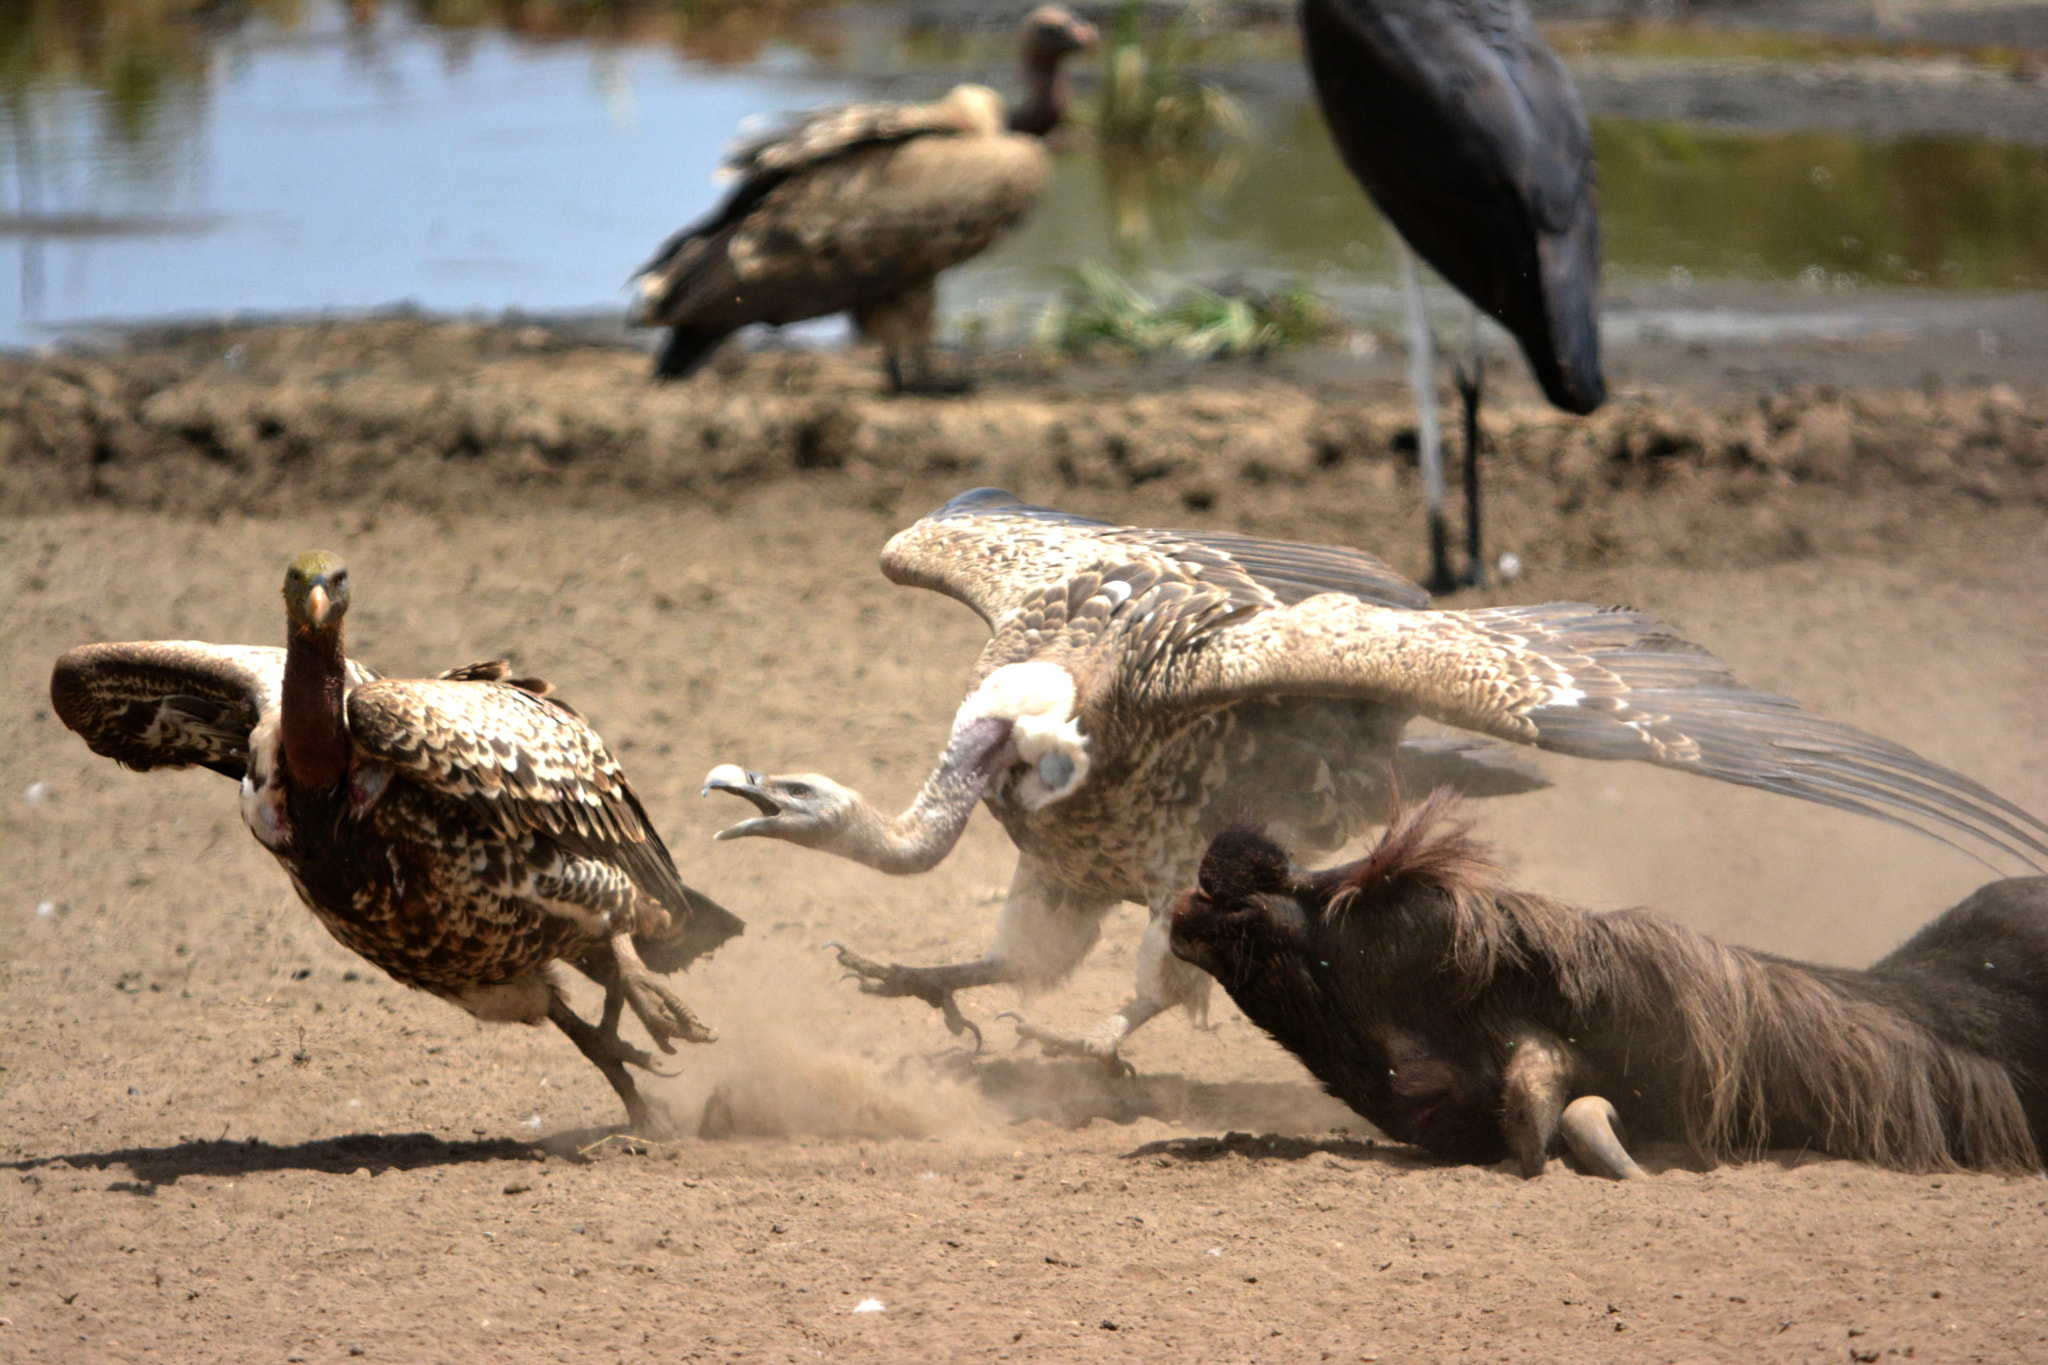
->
xmin=704 ymin=488 xmax=2048 ymax=1063
xmin=629 ymin=6 xmax=1097 ymax=391
xmin=50 ymin=552 xmax=742 ymax=1135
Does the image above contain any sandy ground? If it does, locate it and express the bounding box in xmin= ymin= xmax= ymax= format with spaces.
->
xmin=4 ymin=322 xmax=2048 ymax=1363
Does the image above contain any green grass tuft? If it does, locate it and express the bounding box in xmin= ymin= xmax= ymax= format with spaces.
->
xmin=1040 ymin=264 xmax=1334 ymax=360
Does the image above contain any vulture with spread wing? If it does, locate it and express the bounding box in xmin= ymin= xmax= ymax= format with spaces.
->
xmin=51 ymin=552 xmax=741 ymax=1134
xmin=705 ymin=489 xmax=2048 ymax=1063
xmin=630 ymin=6 xmax=1097 ymax=391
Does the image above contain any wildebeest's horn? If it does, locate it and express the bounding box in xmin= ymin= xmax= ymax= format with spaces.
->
xmin=1558 ymin=1095 xmax=1647 ymax=1181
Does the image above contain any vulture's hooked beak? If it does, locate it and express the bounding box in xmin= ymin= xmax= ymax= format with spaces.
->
xmin=306 ymin=583 xmax=333 ymax=628
xmin=702 ymin=764 xmax=783 ymax=838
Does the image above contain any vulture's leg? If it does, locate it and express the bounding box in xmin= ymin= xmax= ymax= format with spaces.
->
xmin=563 ymin=959 xmax=678 ymax=1076
xmin=1001 ymin=895 xmax=1203 ymax=1069
xmin=828 ymin=945 xmax=1014 ymax=1050
xmin=1499 ymin=1028 xmax=1577 ymax=1177
xmin=1558 ymin=1095 xmax=1648 ymax=1180
xmin=832 ymin=867 xmax=1109 ymax=1051
xmin=609 ymin=925 xmax=716 ymax=1053
xmin=861 ymin=280 xmax=968 ymax=395
xmin=1399 ymin=241 xmax=1457 ymax=596
xmin=548 ymin=993 xmax=675 ymax=1137
xmin=541 ymin=865 xmax=716 ymax=1054
xmin=1453 ymin=311 xmax=1488 ymax=589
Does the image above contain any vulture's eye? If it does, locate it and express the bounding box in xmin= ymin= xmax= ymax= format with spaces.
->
xmin=783 ymin=782 xmax=812 ymax=799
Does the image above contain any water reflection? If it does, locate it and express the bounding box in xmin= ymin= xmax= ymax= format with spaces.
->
xmin=1 ymin=0 xmax=2043 ymax=350
xmin=1596 ymin=121 xmax=2048 ymax=290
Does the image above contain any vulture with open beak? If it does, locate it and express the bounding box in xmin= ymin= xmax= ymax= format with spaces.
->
xmin=704 ymin=489 xmax=2048 ymax=1065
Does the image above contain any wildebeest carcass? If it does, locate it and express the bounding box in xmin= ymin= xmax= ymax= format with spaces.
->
xmin=1169 ymin=791 xmax=2048 ymax=1178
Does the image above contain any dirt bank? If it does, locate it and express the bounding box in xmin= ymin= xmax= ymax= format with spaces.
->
xmin=3 ymin=318 xmax=2043 ymax=588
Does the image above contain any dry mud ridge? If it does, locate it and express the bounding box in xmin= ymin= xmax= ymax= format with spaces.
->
xmin=4 ymin=319 xmax=2048 ymax=1363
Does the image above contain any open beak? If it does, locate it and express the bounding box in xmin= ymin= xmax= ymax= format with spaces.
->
xmin=702 ymin=764 xmax=783 ymax=839
xmin=306 ymin=583 xmax=332 ymax=627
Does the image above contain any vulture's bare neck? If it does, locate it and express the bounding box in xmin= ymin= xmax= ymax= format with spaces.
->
xmin=843 ymin=716 xmax=1014 ymax=875
xmin=1008 ymin=53 xmax=1072 ymax=137
xmin=282 ymin=625 xmax=351 ymax=791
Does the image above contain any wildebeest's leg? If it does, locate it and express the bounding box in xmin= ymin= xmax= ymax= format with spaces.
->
xmin=1003 ymin=896 xmax=1208 ymax=1069
xmin=1559 ymin=1095 xmax=1648 ymax=1181
xmin=1500 ymin=1028 xmax=1576 ymax=1177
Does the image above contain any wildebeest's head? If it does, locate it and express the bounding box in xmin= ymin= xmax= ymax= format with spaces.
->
xmin=1168 ymin=824 xmax=1308 ymax=991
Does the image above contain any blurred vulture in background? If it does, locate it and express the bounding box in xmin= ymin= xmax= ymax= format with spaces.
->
xmin=631 ymin=5 xmax=1098 ymax=392
xmin=1301 ymin=0 xmax=1605 ymax=590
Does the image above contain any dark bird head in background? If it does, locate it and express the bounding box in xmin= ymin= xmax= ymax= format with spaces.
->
xmin=283 ymin=550 xmax=351 ymax=636
xmin=1021 ymin=5 xmax=1099 ymax=64
xmin=1012 ymin=5 xmax=1099 ymax=136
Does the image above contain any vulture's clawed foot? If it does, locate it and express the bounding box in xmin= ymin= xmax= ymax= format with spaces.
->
xmin=610 ymin=928 xmax=716 ymax=1053
xmin=883 ymin=355 xmax=975 ymax=397
xmin=826 ymin=942 xmax=986 ymax=1051
xmin=996 ymin=1011 xmax=1138 ymax=1078
xmin=619 ymin=969 xmax=717 ymax=1053
xmin=587 ymin=1023 xmax=679 ymax=1077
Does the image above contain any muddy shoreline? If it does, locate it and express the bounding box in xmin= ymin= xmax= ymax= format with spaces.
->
xmin=4 ymin=318 xmax=2042 ymax=589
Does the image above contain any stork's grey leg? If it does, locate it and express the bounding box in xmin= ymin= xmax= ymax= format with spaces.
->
xmin=1453 ymin=309 xmax=1488 ymax=589
xmin=1399 ymin=239 xmax=1457 ymax=595
xmin=1558 ymin=1094 xmax=1648 ymax=1180
xmin=1499 ymin=1028 xmax=1576 ymax=1177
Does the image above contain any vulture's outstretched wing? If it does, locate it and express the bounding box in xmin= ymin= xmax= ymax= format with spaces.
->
xmin=344 ymin=680 xmax=698 ymax=915
xmin=50 ymin=642 xmax=375 ymax=781
xmin=1137 ymin=596 xmax=2048 ymax=870
xmin=881 ymin=488 xmax=1431 ymax=636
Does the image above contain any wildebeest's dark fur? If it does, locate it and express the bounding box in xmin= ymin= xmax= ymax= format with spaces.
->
xmin=1170 ymin=790 xmax=2048 ymax=1175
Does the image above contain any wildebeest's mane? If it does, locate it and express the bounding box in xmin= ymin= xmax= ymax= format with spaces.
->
xmin=1328 ymin=791 xmax=2041 ymax=1172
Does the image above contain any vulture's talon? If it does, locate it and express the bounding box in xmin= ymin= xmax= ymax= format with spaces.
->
xmin=1001 ymin=1011 xmax=1135 ymax=1076
xmin=619 ymin=970 xmax=715 ymax=1052
xmin=833 ymin=944 xmax=987 ymax=1051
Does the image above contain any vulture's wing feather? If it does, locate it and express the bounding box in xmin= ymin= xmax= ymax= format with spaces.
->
xmin=50 ymin=642 xmax=373 ymax=781
xmin=636 ymin=92 xmax=993 ymax=284
xmin=1145 ymin=597 xmax=2048 ymax=870
xmin=345 ymin=680 xmax=695 ymax=913
xmin=724 ymin=87 xmax=1003 ymax=183
xmin=634 ymin=120 xmax=1044 ymax=334
xmin=882 ymin=488 xmax=1430 ymax=632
